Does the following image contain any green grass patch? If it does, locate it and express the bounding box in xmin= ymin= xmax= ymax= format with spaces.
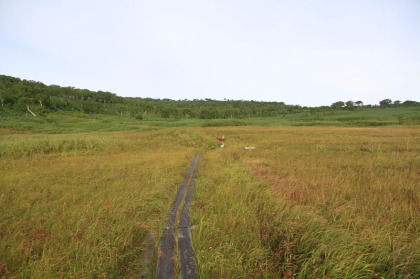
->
xmin=202 ymin=119 xmax=247 ymax=127
xmin=1 ymin=107 xmax=419 ymax=134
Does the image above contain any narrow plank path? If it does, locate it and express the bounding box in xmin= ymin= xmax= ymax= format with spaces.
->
xmin=155 ymin=153 xmax=201 ymax=279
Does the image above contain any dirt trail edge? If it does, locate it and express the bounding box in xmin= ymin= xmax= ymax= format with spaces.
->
xmin=155 ymin=153 xmax=201 ymax=279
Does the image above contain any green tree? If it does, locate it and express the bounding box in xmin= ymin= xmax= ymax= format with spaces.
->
xmin=402 ymin=100 xmax=420 ymax=107
xmin=182 ymin=108 xmax=192 ymax=118
xmin=15 ymin=97 xmax=35 ymax=114
xmin=161 ymin=107 xmax=172 ymax=118
xmin=331 ymin=101 xmax=344 ymax=108
xmin=200 ymin=109 xmax=211 ymax=119
xmin=379 ymin=99 xmax=392 ymax=107
xmin=35 ymin=93 xmax=47 ymax=107
xmin=160 ymin=105 xmax=179 ymax=118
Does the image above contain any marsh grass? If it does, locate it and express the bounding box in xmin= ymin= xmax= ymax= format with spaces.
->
xmin=0 ymin=128 xmax=215 ymax=278
xmin=1 ymin=107 xmax=419 ymax=135
xmin=1 ymin=126 xmax=419 ymax=278
xmin=0 ymin=134 xmax=117 ymax=159
xmin=191 ymin=127 xmax=420 ymax=278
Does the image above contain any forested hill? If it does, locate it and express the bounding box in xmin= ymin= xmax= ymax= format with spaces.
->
xmin=0 ymin=74 xmax=419 ymax=120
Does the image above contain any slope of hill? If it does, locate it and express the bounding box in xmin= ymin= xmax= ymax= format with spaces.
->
xmin=1 ymin=74 xmax=419 ymax=132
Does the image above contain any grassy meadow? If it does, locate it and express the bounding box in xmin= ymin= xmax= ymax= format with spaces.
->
xmin=0 ymin=105 xmax=419 ymax=134
xmin=0 ymin=128 xmax=213 ymax=278
xmin=0 ymin=126 xmax=419 ymax=278
xmin=192 ymin=127 xmax=420 ymax=278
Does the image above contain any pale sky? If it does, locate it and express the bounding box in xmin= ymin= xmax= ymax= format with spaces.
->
xmin=1 ymin=0 xmax=419 ymax=107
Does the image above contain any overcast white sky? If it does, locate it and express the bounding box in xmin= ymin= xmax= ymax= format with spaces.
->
xmin=0 ymin=0 xmax=419 ymax=106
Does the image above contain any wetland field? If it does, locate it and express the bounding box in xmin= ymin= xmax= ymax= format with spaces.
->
xmin=0 ymin=126 xmax=419 ymax=278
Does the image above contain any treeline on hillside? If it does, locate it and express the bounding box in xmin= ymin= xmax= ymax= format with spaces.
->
xmin=0 ymin=75 xmax=419 ymax=119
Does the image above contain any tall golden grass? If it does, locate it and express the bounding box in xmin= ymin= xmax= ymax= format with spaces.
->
xmin=0 ymin=129 xmax=211 ymax=278
xmin=1 ymin=126 xmax=419 ymax=278
xmin=192 ymin=126 xmax=419 ymax=278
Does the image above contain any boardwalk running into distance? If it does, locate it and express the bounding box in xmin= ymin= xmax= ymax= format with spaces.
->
xmin=155 ymin=153 xmax=201 ymax=279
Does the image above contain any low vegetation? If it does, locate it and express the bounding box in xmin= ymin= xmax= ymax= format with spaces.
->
xmin=1 ymin=126 xmax=419 ymax=278
xmin=0 ymin=128 xmax=212 ymax=278
xmin=1 ymin=75 xmax=419 ymax=278
xmin=191 ymin=127 xmax=419 ymax=278
xmin=1 ymin=75 xmax=419 ymax=130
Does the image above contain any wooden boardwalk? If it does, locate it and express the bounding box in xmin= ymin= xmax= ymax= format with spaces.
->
xmin=155 ymin=154 xmax=201 ymax=279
